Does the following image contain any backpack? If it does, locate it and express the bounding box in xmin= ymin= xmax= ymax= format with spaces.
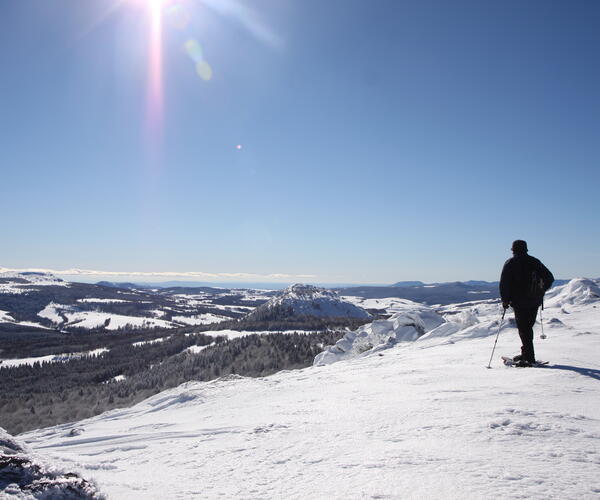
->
xmin=526 ymin=265 xmax=547 ymax=304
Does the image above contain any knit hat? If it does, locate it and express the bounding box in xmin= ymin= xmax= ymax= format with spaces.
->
xmin=511 ymin=240 xmax=528 ymax=254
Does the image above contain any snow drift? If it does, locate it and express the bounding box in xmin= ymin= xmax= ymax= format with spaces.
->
xmin=544 ymin=278 xmax=600 ymax=308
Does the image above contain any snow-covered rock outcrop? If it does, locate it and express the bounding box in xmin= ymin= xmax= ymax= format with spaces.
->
xmin=0 ymin=427 xmax=104 ymax=499
xmin=245 ymin=284 xmax=371 ymax=321
xmin=314 ymin=305 xmax=445 ymax=365
xmin=314 ymin=300 xmax=515 ymax=365
xmin=544 ymin=278 xmax=600 ymax=308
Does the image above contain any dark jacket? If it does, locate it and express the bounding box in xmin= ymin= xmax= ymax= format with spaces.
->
xmin=500 ymin=253 xmax=554 ymax=308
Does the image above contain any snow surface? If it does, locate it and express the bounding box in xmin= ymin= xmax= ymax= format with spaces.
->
xmin=37 ymin=302 xmax=63 ymax=323
xmin=19 ymin=279 xmax=600 ymax=499
xmin=342 ymin=296 xmax=421 ymax=314
xmin=199 ymin=329 xmax=315 ymax=340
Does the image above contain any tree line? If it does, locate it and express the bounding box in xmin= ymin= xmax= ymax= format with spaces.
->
xmin=0 ymin=330 xmax=344 ymax=435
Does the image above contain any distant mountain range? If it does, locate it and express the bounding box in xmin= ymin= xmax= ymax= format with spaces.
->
xmin=339 ymin=279 xmax=571 ymax=305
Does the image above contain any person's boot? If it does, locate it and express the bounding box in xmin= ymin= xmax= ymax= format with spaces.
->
xmin=513 ymin=354 xmax=523 ymax=362
xmin=515 ymin=359 xmax=532 ymax=367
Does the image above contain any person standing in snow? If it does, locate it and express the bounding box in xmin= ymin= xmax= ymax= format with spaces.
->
xmin=500 ymin=240 xmax=554 ymax=367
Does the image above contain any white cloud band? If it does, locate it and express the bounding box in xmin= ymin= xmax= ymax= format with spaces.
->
xmin=0 ymin=267 xmax=317 ymax=281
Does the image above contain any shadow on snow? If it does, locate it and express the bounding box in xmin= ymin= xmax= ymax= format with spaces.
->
xmin=542 ymin=364 xmax=600 ymax=381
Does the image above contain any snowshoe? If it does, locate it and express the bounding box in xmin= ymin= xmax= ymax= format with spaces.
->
xmin=501 ymin=356 xmax=548 ymax=367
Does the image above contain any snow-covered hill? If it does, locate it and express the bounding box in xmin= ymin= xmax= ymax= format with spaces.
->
xmin=244 ymin=283 xmax=371 ymax=320
xmin=0 ymin=272 xmax=67 ymax=294
xmin=19 ymin=279 xmax=600 ymax=499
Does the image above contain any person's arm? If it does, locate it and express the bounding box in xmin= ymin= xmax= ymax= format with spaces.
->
xmin=499 ymin=260 xmax=512 ymax=308
xmin=539 ymin=261 xmax=554 ymax=291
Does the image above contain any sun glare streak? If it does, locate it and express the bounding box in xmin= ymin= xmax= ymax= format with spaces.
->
xmin=146 ymin=0 xmax=164 ymax=157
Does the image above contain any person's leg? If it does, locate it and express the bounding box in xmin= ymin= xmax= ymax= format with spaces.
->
xmin=514 ymin=306 xmax=538 ymax=364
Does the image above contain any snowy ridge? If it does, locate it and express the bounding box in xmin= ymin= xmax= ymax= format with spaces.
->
xmin=246 ymin=283 xmax=371 ymax=320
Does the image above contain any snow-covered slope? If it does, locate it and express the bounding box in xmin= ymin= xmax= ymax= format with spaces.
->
xmin=19 ymin=279 xmax=600 ymax=499
xmin=245 ymin=283 xmax=371 ymax=320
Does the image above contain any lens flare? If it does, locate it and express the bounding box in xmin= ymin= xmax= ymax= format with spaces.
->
xmin=196 ymin=60 xmax=213 ymax=81
xmin=183 ymin=39 xmax=213 ymax=81
xmin=184 ymin=39 xmax=203 ymax=62
xmin=166 ymin=3 xmax=191 ymax=30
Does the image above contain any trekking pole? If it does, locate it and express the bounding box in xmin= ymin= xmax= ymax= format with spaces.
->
xmin=486 ymin=308 xmax=506 ymax=369
xmin=539 ymin=307 xmax=546 ymax=339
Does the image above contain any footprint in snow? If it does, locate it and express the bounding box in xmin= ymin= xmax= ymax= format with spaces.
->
xmin=489 ymin=419 xmax=511 ymax=429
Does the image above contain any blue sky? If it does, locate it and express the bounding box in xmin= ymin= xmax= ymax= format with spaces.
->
xmin=1 ymin=0 xmax=599 ymax=284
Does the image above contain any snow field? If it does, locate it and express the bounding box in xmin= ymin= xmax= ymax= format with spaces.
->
xmin=171 ymin=313 xmax=230 ymax=326
xmin=200 ymin=329 xmax=317 ymax=340
xmin=38 ymin=304 xmax=175 ymax=330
